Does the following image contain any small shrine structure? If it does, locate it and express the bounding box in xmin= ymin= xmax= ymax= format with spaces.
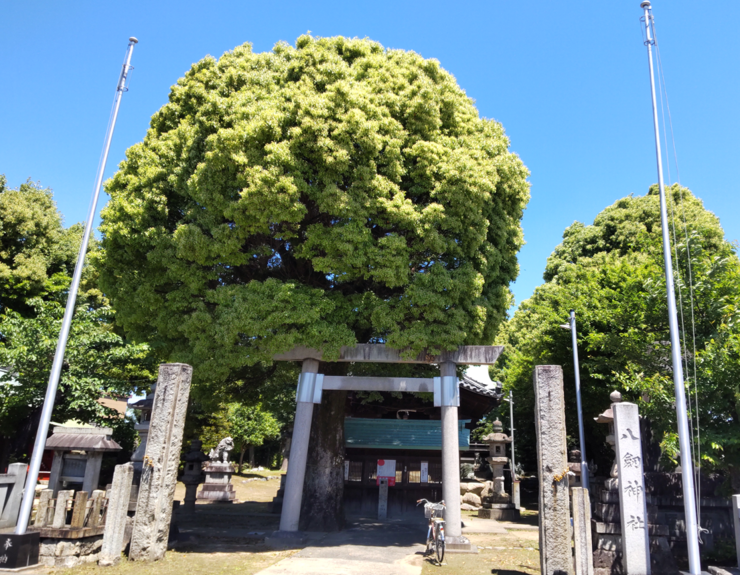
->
xmin=45 ymin=426 xmax=121 ymax=495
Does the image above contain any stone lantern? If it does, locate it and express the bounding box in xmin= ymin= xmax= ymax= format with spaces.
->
xmin=478 ymin=419 xmax=519 ymax=520
xmin=484 ymin=419 xmax=510 ymax=498
xmin=595 ymin=390 xmax=621 ymax=480
xmin=181 ymin=439 xmax=209 ymax=514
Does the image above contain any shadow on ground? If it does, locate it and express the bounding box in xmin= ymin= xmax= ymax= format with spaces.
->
xmin=173 ymin=506 xmax=428 ymax=554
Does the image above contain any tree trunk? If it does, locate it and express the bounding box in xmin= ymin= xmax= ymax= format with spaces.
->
xmin=280 ymin=432 xmax=291 ymax=473
xmin=239 ymin=444 xmax=246 ymax=474
xmin=249 ymin=445 xmax=255 ymax=468
xmin=299 ymin=388 xmax=347 ymax=532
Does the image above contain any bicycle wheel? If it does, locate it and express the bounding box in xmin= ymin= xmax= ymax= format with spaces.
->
xmin=435 ymin=535 xmax=445 ymax=564
xmin=425 ymin=534 xmax=433 ymax=557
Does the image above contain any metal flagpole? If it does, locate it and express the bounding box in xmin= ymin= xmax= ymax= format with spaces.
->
xmin=560 ymin=310 xmax=589 ymax=490
xmin=640 ymin=2 xmax=701 ymax=573
xmin=15 ymin=37 xmax=138 ymax=535
xmin=569 ymin=310 xmax=589 ymax=490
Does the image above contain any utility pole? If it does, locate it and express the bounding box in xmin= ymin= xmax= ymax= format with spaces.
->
xmin=15 ymin=37 xmax=138 ymax=535
xmin=640 ymin=2 xmax=701 ymax=573
xmin=560 ymin=310 xmax=589 ymax=490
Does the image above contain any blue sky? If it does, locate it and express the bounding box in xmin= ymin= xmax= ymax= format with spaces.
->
xmin=1 ymin=1 xmax=738 ymax=312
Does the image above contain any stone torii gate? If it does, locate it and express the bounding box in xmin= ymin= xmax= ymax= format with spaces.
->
xmin=271 ymin=343 xmax=503 ymax=551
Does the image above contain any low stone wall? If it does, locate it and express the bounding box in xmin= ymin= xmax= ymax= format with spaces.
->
xmin=39 ymin=535 xmax=103 ymax=568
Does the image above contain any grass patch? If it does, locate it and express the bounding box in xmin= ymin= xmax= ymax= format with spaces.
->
xmin=421 ymin=531 xmax=540 ymax=574
xmin=58 ymin=547 xmax=296 ymax=575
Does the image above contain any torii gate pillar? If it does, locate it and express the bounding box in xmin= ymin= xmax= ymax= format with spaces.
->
xmin=439 ymin=361 xmax=469 ymax=549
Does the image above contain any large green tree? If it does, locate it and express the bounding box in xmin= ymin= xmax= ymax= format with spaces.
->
xmin=496 ymin=186 xmax=740 ymax=488
xmin=98 ymin=36 xmax=530 ymax=527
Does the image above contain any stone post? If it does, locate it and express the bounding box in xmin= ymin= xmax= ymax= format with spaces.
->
xmin=512 ymin=481 xmax=521 ymax=509
xmin=48 ymin=450 xmax=64 ymax=496
xmin=572 ymin=487 xmax=594 ymax=575
xmin=440 ymin=361 xmax=470 ymax=550
xmin=533 ymin=365 xmax=573 ymax=575
xmin=99 ymin=462 xmax=134 ymax=566
xmin=0 ymin=463 xmax=27 ymax=529
xmin=613 ymin=402 xmax=651 ymax=575
xmin=129 ymin=364 xmax=193 ymax=561
xmin=733 ymin=495 xmax=740 ymax=568
xmin=278 ymin=358 xmax=319 ymax=533
xmin=378 ymin=477 xmax=389 ymax=520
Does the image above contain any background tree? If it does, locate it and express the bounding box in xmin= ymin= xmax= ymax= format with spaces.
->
xmin=495 ymin=185 xmax=740 ymax=490
xmin=228 ymin=403 xmax=280 ymax=472
xmin=98 ymin=35 xmax=530 ymax=528
xmin=0 ymin=175 xmax=155 ymax=471
xmin=0 ymin=175 xmax=90 ymax=316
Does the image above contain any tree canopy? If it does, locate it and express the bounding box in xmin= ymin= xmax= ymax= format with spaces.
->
xmin=495 ymin=185 xmax=740 ymax=488
xmin=0 ymin=176 xmax=87 ymax=316
xmin=0 ymin=175 xmax=154 ymax=469
xmin=98 ymin=35 xmax=530 ymax=386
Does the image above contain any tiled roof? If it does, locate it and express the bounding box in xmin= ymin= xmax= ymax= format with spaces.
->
xmin=460 ymin=374 xmax=503 ymax=399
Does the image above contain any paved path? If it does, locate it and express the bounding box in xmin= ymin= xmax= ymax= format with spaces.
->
xmin=257 ymin=521 xmax=426 ymax=575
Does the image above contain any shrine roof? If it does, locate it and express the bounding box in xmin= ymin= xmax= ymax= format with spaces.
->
xmin=45 ymin=426 xmax=122 ymax=451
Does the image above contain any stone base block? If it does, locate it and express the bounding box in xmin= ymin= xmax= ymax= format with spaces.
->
xmin=0 ymin=533 xmax=39 ymax=570
xmin=264 ymin=531 xmax=307 ymax=550
xmin=708 ymin=568 xmax=740 ymax=575
xmin=197 ymin=483 xmax=235 ymax=502
xmin=444 ymin=535 xmax=478 ymax=554
xmin=38 ymin=535 xmax=103 ymax=568
xmin=593 ymin=549 xmax=623 ymax=574
xmin=478 ymin=507 xmax=520 ymax=521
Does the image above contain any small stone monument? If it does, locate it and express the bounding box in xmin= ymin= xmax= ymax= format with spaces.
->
xmin=129 ymin=363 xmax=193 ymax=562
xmin=197 ymin=437 xmax=236 ymax=503
xmin=478 ymin=419 xmax=520 ymax=521
xmin=613 ymin=401 xmax=650 ymax=575
xmin=591 ymin=391 xmax=676 ymax=575
xmin=46 ymin=426 xmax=122 ymax=495
xmin=181 ymin=439 xmax=208 ymax=513
xmin=99 ymin=463 xmax=134 ymax=566
xmin=533 ymin=365 xmax=573 ymax=575
xmin=0 ymin=463 xmax=27 ymax=529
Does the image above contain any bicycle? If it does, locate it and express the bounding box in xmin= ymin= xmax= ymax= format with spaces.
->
xmin=417 ymin=498 xmax=445 ymax=564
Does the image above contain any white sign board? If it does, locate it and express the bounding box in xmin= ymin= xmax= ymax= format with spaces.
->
xmin=420 ymin=461 xmax=429 ymax=483
xmin=376 ymin=459 xmax=396 ymax=486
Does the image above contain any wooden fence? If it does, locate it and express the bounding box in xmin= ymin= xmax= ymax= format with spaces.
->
xmin=31 ymin=489 xmax=108 ymax=539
